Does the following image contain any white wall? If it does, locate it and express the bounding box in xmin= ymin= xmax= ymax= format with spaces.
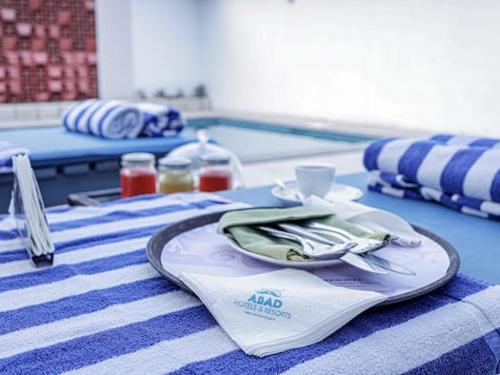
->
xmin=198 ymin=0 xmax=500 ymax=136
xmin=96 ymin=0 xmax=202 ymax=99
xmin=96 ymin=0 xmax=500 ymax=136
xmin=130 ymin=0 xmax=203 ymax=96
xmin=95 ymin=0 xmax=135 ymax=99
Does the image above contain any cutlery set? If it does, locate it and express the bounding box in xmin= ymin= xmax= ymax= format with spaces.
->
xmin=257 ymin=222 xmax=415 ymax=276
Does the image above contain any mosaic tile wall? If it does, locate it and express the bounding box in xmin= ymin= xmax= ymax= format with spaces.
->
xmin=0 ymin=0 xmax=97 ymax=103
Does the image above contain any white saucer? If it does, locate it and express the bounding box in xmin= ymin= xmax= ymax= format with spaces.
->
xmin=271 ymin=181 xmax=363 ymax=205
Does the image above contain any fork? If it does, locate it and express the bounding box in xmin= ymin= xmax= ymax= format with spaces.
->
xmin=302 ymin=221 xmax=387 ymax=254
xmin=256 ymin=226 xmax=352 ymax=259
xmin=277 ymin=223 xmax=415 ymax=276
xmin=257 ymin=226 xmax=389 ymax=274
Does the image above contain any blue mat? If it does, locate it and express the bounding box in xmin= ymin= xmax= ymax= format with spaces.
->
xmin=0 ymin=127 xmax=196 ymax=167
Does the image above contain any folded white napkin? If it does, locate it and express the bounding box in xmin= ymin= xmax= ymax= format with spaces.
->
xmin=303 ymin=196 xmax=422 ymax=247
xmin=9 ymin=155 xmax=54 ymax=266
xmin=177 ymin=268 xmax=386 ymax=357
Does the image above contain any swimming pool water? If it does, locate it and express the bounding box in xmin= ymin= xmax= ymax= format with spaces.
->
xmin=185 ymin=125 xmax=368 ymax=163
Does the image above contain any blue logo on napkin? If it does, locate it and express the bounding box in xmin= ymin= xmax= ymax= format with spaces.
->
xmin=256 ymin=289 xmax=282 ymax=298
xmin=233 ymin=288 xmax=291 ymax=320
xmin=248 ymin=290 xmax=283 ymax=308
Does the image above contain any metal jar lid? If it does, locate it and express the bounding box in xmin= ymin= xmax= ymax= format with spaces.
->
xmin=121 ymin=152 xmax=155 ymax=166
xmin=200 ymin=152 xmax=230 ymax=165
xmin=159 ymin=156 xmax=192 ymax=169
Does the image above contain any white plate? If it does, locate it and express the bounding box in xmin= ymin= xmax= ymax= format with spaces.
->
xmin=153 ymin=221 xmax=456 ymax=303
xmin=271 ymin=181 xmax=363 ymax=205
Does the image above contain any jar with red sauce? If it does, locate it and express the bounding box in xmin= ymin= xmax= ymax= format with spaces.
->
xmin=120 ymin=153 xmax=157 ymax=198
xmin=199 ymin=152 xmax=232 ymax=192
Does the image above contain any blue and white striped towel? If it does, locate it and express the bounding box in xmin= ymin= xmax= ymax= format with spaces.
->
xmin=0 ymin=193 xmax=498 ymax=374
xmin=138 ymin=102 xmax=185 ymax=138
xmin=62 ymin=99 xmax=144 ymax=139
xmin=61 ymin=100 xmax=185 ymax=139
xmin=364 ymin=135 xmax=500 ymax=220
xmin=0 ymin=142 xmax=28 ymax=174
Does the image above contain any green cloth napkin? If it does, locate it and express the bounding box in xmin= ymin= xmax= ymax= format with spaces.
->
xmin=217 ymin=207 xmax=389 ymax=262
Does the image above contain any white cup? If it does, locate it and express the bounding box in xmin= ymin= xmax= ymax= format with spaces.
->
xmin=295 ymin=165 xmax=336 ymax=198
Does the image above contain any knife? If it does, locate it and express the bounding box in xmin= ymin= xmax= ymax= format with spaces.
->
xmin=339 ymin=252 xmax=389 ymax=274
xmin=361 ymin=253 xmax=416 ymax=276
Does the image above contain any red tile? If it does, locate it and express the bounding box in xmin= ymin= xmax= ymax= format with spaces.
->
xmin=33 ymin=52 xmax=48 ymax=65
xmin=87 ymin=52 xmax=97 ymax=65
xmin=58 ymin=10 xmax=71 ymax=25
xmin=16 ymin=23 xmax=33 ymax=37
xmin=64 ymin=79 xmax=75 ymax=90
xmin=47 ymin=65 xmax=62 ymax=78
xmin=7 ymin=67 xmax=20 ymax=79
xmin=62 ymin=91 xmax=77 ymax=100
xmin=78 ymin=80 xmax=89 ymax=92
xmin=8 ymin=81 xmax=21 ymax=94
xmin=64 ymin=67 xmax=75 ymax=78
xmin=5 ymin=52 xmax=19 ymax=65
xmin=86 ymin=38 xmax=96 ymax=52
xmin=19 ymin=52 xmax=33 ymax=67
xmin=84 ymin=0 xmax=95 ymax=11
xmin=76 ymin=66 xmax=88 ymax=77
xmin=29 ymin=0 xmax=42 ymax=11
xmin=2 ymin=37 xmax=17 ymax=51
xmin=48 ymin=25 xmax=60 ymax=39
xmin=32 ymin=38 xmax=45 ymax=51
xmin=75 ymin=52 xmax=86 ymax=64
xmin=59 ymin=38 xmax=72 ymax=51
xmin=48 ymin=80 xmax=63 ymax=92
xmin=1 ymin=8 xmax=16 ymax=22
xmin=62 ymin=52 xmax=74 ymax=65
xmin=34 ymin=24 xmax=45 ymax=37
xmin=33 ymin=92 xmax=50 ymax=101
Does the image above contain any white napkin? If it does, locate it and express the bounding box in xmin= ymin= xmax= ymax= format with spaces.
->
xmin=177 ymin=268 xmax=386 ymax=357
xmin=9 ymin=155 xmax=54 ymax=265
xmin=303 ymin=196 xmax=422 ymax=247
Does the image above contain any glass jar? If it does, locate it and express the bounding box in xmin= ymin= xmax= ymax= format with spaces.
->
xmin=120 ymin=153 xmax=157 ymax=198
xmin=159 ymin=157 xmax=194 ymax=194
xmin=199 ymin=152 xmax=232 ymax=192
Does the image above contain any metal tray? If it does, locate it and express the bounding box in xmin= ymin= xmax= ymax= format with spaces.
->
xmin=146 ymin=208 xmax=460 ymax=306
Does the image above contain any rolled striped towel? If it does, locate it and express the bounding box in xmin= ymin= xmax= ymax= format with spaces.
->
xmin=137 ymin=102 xmax=185 ymax=138
xmin=0 ymin=142 xmax=29 ymax=173
xmin=62 ymin=99 xmax=144 ymax=139
xmin=62 ymin=100 xmax=186 ymax=139
xmin=364 ymin=136 xmax=500 ymax=219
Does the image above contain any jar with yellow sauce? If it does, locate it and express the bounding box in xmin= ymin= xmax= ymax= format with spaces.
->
xmin=158 ymin=157 xmax=194 ymax=194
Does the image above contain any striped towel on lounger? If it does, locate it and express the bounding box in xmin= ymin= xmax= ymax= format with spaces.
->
xmin=62 ymin=99 xmax=144 ymax=139
xmin=61 ymin=100 xmax=185 ymax=139
xmin=137 ymin=102 xmax=185 ymax=138
xmin=0 ymin=193 xmax=498 ymax=374
xmin=364 ymin=135 xmax=500 ymax=220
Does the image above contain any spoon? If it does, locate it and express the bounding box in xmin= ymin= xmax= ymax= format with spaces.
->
xmin=257 ymin=226 xmax=351 ymax=259
xmin=274 ymin=179 xmax=303 ymax=201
